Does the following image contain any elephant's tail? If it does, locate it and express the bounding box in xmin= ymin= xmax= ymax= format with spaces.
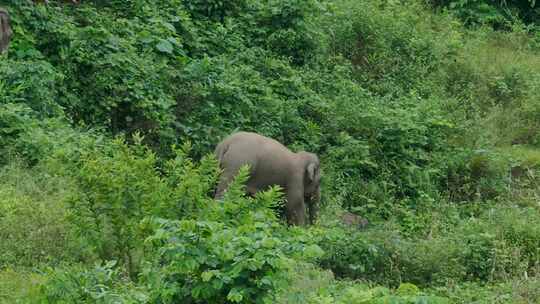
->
xmin=214 ymin=140 xmax=230 ymax=165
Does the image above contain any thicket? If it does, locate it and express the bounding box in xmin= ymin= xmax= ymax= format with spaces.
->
xmin=1 ymin=0 xmax=539 ymax=303
xmin=430 ymin=0 xmax=540 ymax=28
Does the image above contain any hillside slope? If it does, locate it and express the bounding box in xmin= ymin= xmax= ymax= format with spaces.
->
xmin=0 ymin=0 xmax=539 ymax=303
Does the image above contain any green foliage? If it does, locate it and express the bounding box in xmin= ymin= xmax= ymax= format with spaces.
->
xmin=0 ymin=110 xmax=93 ymax=166
xmin=40 ymin=261 xmax=148 ymax=304
xmin=159 ymin=142 xmax=220 ymax=219
xmin=3 ymin=0 xmax=322 ymax=152
xmin=0 ymin=57 xmax=69 ymax=163
xmin=275 ymin=266 xmax=451 ymax=304
xmin=144 ymin=220 xmax=291 ymax=303
xmin=1 ymin=0 xmax=540 ymax=303
xmin=57 ymin=136 xmax=221 ymax=276
xmin=5 ymin=0 xmax=182 ymax=150
xmin=319 ymin=0 xmax=462 ymax=97
xmin=0 ymin=59 xmax=63 ymax=117
xmin=316 ymin=226 xmax=392 ymax=283
xmin=0 ymin=103 xmax=37 ymax=163
xmin=317 ymin=204 xmax=540 ymax=286
xmin=0 ymin=162 xmax=90 ymax=268
xmin=431 ymin=0 xmax=540 ymax=28
xmin=142 ymin=167 xmax=322 ymax=304
xmin=430 ymin=277 xmax=540 ymax=303
xmin=65 ymin=136 xmax=174 ymax=276
xmin=0 ymin=0 xmax=501 ymax=220
xmin=443 ymin=149 xmax=510 ymax=202
xmin=184 ymin=0 xmax=247 ymax=21
xmin=321 ymin=95 xmax=457 ymax=219
xmin=0 ymin=269 xmax=44 ymax=303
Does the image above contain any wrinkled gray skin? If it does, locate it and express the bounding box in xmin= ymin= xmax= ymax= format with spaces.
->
xmin=0 ymin=8 xmax=12 ymax=54
xmin=214 ymin=131 xmax=321 ymax=226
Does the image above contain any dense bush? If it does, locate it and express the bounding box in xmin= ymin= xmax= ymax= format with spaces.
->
xmin=0 ymin=162 xmax=89 ymax=268
xmin=318 ymin=0 xmax=462 ymax=98
xmin=0 ymin=59 xmax=63 ymax=117
xmin=36 ymin=158 xmax=326 ymax=303
xmin=64 ymin=137 xmax=168 ymax=276
xmin=139 ymin=166 xmax=321 ymax=303
xmin=317 ymin=205 xmax=540 ymax=286
xmin=40 ymin=261 xmax=148 ymax=303
xmin=49 ymin=137 xmax=220 ymax=278
xmin=430 ymin=0 xmax=540 ymax=28
xmin=1 ymin=0 xmax=540 ymax=302
xmin=2 ymin=0 xmax=513 ymax=220
xmin=430 ymin=277 xmax=540 ymax=303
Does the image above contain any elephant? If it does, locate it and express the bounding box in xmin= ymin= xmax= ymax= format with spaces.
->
xmin=0 ymin=7 xmax=12 ymax=54
xmin=214 ymin=131 xmax=321 ymax=226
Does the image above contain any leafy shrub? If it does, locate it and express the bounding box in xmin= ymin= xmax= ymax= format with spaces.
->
xmin=320 ymin=92 xmax=457 ymax=218
xmin=65 ymin=136 xmax=175 ymax=276
xmin=142 ymin=168 xmax=324 ymax=304
xmin=430 ymin=0 xmax=540 ymax=28
xmin=442 ymin=149 xmax=510 ymax=203
xmin=0 ymin=269 xmax=44 ymax=303
xmin=157 ymin=142 xmax=220 ymax=219
xmin=184 ymin=0 xmax=247 ymax=21
xmin=488 ymin=207 xmax=540 ymax=276
xmin=0 ymin=107 xmax=97 ymax=166
xmin=316 ymin=225 xmax=464 ymax=286
xmin=273 ymin=262 xmax=336 ymax=304
xmin=316 ymin=226 xmax=394 ymax=283
xmin=171 ymin=50 xmax=324 ymax=157
xmin=317 ymin=203 xmax=539 ymax=286
xmin=0 ymin=162 xmax=90 ymax=268
xmin=0 ymin=58 xmax=63 ymax=117
xmin=248 ymin=0 xmax=322 ymax=65
xmin=0 ymin=103 xmax=37 ymax=163
xmin=430 ymin=277 xmax=540 ymax=304
xmin=276 ymin=270 xmax=451 ymax=304
xmin=144 ymin=219 xmax=293 ymax=303
xmin=40 ymin=261 xmax=148 ymax=304
xmin=1 ymin=1 xmax=540 ymax=303
xmin=59 ymin=136 xmax=223 ymax=277
xmin=3 ymin=0 xmax=472 ymax=220
xmin=6 ymin=1 xmax=180 ymax=143
xmin=319 ymin=0 xmax=462 ymax=97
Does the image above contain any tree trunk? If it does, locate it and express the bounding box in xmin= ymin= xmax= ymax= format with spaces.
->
xmin=0 ymin=7 xmax=12 ymax=54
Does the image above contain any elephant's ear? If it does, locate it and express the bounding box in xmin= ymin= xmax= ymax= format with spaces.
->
xmin=306 ymin=162 xmax=316 ymax=182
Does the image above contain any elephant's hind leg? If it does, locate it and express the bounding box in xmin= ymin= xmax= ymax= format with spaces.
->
xmin=215 ymin=167 xmax=237 ymax=200
xmin=214 ymin=153 xmax=255 ymax=199
xmin=214 ymin=140 xmax=258 ymax=200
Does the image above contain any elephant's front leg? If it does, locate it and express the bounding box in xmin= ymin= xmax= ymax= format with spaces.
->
xmin=286 ymin=188 xmax=307 ymax=226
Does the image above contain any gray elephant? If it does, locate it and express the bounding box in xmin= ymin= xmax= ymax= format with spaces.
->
xmin=214 ymin=131 xmax=321 ymax=226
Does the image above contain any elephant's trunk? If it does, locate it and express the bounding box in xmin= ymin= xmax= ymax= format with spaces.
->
xmin=308 ymin=186 xmax=321 ymax=225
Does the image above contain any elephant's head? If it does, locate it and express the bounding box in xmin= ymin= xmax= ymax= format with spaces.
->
xmin=299 ymin=152 xmax=321 ymax=195
xmin=298 ymin=151 xmax=321 ymax=224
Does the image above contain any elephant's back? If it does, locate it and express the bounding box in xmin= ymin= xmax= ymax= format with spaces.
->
xmin=221 ymin=131 xmax=295 ymax=169
xmin=222 ymin=132 xmax=285 ymax=149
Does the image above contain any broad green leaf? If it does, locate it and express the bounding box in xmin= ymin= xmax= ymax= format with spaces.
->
xmin=156 ymin=39 xmax=174 ymax=54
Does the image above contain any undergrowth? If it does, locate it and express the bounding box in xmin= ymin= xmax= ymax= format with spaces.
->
xmin=0 ymin=0 xmax=539 ymax=303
